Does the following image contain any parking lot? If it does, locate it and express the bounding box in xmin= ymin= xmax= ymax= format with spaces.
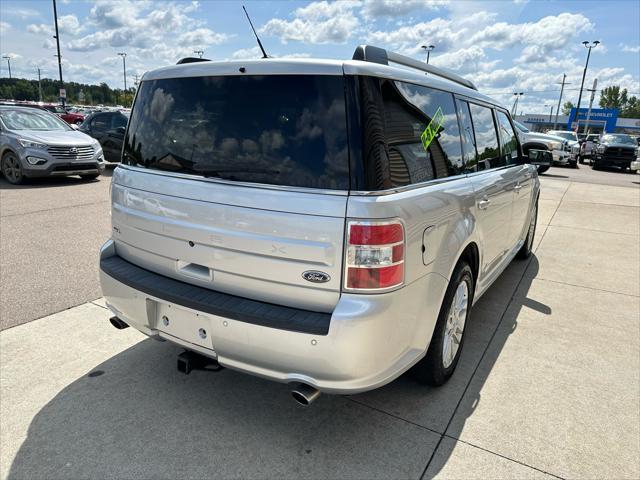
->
xmin=1 ymin=165 xmax=639 ymax=479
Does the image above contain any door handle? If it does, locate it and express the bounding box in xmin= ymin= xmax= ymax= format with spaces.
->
xmin=514 ymin=184 xmax=523 ymax=192
xmin=478 ymin=197 xmax=491 ymax=210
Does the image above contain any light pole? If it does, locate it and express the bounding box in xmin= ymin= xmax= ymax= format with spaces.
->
xmin=554 ymin=73 xmax=570 ymax=130
xmin=574 ymin=40 xmax=599 ymax=129
xmin=544 ymin=104 xmax=554 ymax=123
xmin=2 ymin=55 xmax=11 ymax=79
xmin=421 ymin=45 xmax=435 ymax=64
xmin=117 ymin=52 xmax=127 ymax=92
xmin=37 ymin=67 xmax=42 ymax=101
xmin=511 ymin=92 xmax=523 ymax=116
xmin=194 ymin=50 xmax=204 ymax=58
xmin=52 ymin=0 xmax=65 ymax=106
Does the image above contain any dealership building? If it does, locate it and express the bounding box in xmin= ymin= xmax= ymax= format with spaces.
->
xmin=515 ymin=107 xmax=640 ymax=135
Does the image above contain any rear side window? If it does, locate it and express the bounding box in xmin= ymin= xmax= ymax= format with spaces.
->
xmin=495 ymin=110 xmax=519 ymax=165
xmin=468 ymin=104 xmax=502 ymax=170
xmin=350 ymin=77 xmax=463 ymax=190
xmin=456 ymin=99 xmax=477 ymax=172
xmin=91 ymin=114 xmax=111 ymax=131
xmin=123 ymin=75 xmax=349 ymax=190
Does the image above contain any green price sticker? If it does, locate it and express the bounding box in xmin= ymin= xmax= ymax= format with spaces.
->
xmin=420 ymin=107 xmax=444 ymax=151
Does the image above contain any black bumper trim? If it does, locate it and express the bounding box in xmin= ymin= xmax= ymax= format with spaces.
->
xmin=100 ymin=255 xmax=331 ymax=335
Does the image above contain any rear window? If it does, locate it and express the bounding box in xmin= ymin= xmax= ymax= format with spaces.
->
xmin=122 ymin=75 xmax=349 ymax=190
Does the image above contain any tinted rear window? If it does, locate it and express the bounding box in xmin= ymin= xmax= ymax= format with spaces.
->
xmin=123 ymin=75 xmax=349 ymax=190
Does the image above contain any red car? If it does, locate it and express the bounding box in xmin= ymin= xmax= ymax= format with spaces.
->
xmin=41 ymin=104 xmax=84 ymax=125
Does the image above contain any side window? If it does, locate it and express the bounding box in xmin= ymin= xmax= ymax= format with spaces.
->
xmin=468 ymin=103 xmax=502 ymax=170
xmin=112 ymin=113 xmax=128 ymax=129
xmin=365 ymin=79 xmax=464 ymax=187
xmin=495 ymin=110 xmax=519 ymax=165
xmin=456 ymin=99 xmax=477 ymax=172
xmin=91 ymin=114 xmax=110 ymax=131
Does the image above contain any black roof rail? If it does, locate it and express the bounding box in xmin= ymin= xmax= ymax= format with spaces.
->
xmin=176 ymin=57 xmax=210 ymax=65
xmin=352 ymin=45 xmax=477 ymax=91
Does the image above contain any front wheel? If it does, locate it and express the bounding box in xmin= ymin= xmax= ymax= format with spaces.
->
xmin=1 ymin=151 xmax=24 ymax=185
xmin=410 ymin=262 xmax=474 ymax=386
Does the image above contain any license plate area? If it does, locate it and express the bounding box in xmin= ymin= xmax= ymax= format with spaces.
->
xmin=156 ymin=303 xmax=213 ymax=350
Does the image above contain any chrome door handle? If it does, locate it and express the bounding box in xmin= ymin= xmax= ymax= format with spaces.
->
xmin=514 ymin=184 xmax=523 ymax=192
xmin=478 ymin=198 xmax=491 ymax=210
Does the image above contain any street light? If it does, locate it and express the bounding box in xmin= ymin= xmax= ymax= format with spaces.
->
xmin=2 ymin=55 xmax=11 ymax=79
xmin=574 ymin=40 xmax=600 ymax=129
xmin=117 ymin=52 xmax=127 ymax=93
xmin=421 ymin=45 xmax=435 ymax=64
xmin=511 ymin=92 xmax=524 ymax=116
xmin=544 ymin=104 xmax=554 ymax=123
xmin=194 ymin=50 xmax=204 ymax=58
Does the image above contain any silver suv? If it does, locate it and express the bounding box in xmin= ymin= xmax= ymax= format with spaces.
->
xmin=0 ymin=106 xmax=105 ymax=184
xmin=99 ymin=45 xmax=549 ymax=404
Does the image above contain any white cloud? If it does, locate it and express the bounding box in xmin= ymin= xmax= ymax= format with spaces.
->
xmin=27 ymin=24 xmax=53 ymax=35
xmin=231 ymin=47 xmax=262 ymax=59
xmin=260 ymin=1 xmax=361 ymax=44
xmin=0 ymin=22 xmax=11 ymax=34
xmin=620 ymin=44 xmax=640 ymax=53
xmin=177 ymin=28 xmax=230 ymax=47
xmin=361 ymin=0 xmax=448 ymax=18
xmin=1 ymin=6 xmax=40 ymax=19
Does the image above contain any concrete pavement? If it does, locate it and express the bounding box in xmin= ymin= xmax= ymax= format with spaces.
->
xmin=1 ymin=177 xmax=639 ymax=479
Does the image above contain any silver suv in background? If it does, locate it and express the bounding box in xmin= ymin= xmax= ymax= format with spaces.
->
xmin=99 ymin=45 xmax=550 ymax=404
xmin=0 ymin=106 xmax=105 ymax=184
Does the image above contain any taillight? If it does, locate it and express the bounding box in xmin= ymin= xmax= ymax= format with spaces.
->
xmin=345 ymin=220 xmax=405 ymax=291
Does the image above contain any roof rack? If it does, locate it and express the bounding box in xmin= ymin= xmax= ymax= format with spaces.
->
xmin=176 ymin=57 xmax=210 ymax=65
xmin=352 ymin=45 xmax=477 ymax=91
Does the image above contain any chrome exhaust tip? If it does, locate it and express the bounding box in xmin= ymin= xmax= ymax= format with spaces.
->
xmin=291 ymin=383 xmax=321 ymax=406
xmin=109 ymin=316 xmax=129 ymax=330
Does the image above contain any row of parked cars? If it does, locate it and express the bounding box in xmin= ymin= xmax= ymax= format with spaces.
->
xmin=0 ymin=102 xmax=129 ymax=184
xmin=514 ymin=121 xmax=639 ymax=173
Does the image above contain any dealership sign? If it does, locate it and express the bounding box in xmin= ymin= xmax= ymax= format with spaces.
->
xmin=567 ymin=108 xmax=618 ymax=132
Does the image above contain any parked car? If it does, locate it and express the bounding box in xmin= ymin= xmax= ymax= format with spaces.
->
xmin=579 ymin=133 xmax=600 ymax=164
xmin=513 ymin=121 xmax=569 ymax=172
xmin=79 ymin=111 xmax=129 ymax=163
xmin=546 ymin=130 xmax=579 ymax=168
xmin=591 ymin=133 xmax=638 ymax=172
xmin=40 ymin=104 xmax=85 ymax=125
xmin=0 ymin=105 xmax=104 ymax=184
xmin=99 ymin=45 xmax=550 ymax=404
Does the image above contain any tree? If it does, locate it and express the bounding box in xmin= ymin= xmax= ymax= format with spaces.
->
xmin=562 ymin=101 xmax=575 ymax=116
xmin=599 ymin=85 xmax=640 ymax=118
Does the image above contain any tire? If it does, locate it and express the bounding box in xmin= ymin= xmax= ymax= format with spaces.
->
xmin=411 ymin=261 xmax=474 ymax=386
xmin=536 ymin=165 xmax=550 ymax=174
xmin=591 ymin=162 xmax=599 ymax=170
xmin=570 ymin=161 xmax=578 ymax=169
xmin=80 ymin=173 xmax=100 ymax=180
xmin=1 ymin=151 xmax=24 ymax=185
xmin=517 ymin=200 xmax=538 ymax=260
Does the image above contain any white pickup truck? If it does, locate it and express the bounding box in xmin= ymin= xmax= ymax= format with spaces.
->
xmin=513 ymin=121 xmax=573 ymax=172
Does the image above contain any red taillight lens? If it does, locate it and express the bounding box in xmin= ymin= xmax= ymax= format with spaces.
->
xmin=345 ymin=220 xmax=405 ymax=291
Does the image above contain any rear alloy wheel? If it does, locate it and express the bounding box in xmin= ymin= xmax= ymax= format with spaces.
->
xmin=410 ymin=262 xmax=474 ymax=386
xmin=1 ymin=151 xmax=24 ymax=185
xmin=517 ymin=200 xmax=537 ymax=260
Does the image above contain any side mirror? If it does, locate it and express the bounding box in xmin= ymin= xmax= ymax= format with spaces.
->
xmin=70 ymin=123 xmax=80 ymax=130
xmin=115 ymin=126 xmax=126 ymax=134
xmin=527 ymin=149 xmax=552 ymax=167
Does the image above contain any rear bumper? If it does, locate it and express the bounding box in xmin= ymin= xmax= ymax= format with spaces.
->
xmin=99 ymin=239 xmax=447 ymax=394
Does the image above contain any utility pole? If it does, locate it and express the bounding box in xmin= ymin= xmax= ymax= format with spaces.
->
xmin=52 ymin=0 xmax=65 ymax=106
xmin=37 ymin=67 xmax=42 ymax=101
xmin=554 ymin=73 xmax=570 ymax=130
xmin=117 ymin=52 xmax=127 ymax=91
xmin=574 ymin=41 xmax=599 ymax=129
xmin=421 ymin=45 xmax=435 ymax=64
xmin=2 ymin=56 xmax=11 ymax=79
xmin=544 ymin=104 xmax=553 ymax=123
xmin=583 ymin=78 xmax=598 ymax=135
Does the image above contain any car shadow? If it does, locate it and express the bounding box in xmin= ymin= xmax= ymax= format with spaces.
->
xmin=540 ymin=173 xmax=569 ymax=179
xmin=6 ymin=256 xmax=545 ymax=479
xmin=0 ymin=166 xmax=115 ymax=189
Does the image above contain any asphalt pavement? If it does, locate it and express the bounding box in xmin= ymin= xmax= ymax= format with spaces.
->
xmin=0 ymin=169 xmax=112 ymax=330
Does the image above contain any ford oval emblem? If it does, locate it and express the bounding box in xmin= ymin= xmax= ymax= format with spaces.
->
xmin=302 ymin=270 xmax=331 ymax=283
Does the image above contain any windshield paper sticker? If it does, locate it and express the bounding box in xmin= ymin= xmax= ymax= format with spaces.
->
xmin=421 ymin=107 xmax=444 ymax=151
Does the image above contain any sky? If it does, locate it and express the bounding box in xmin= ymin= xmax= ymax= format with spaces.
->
xmin=0 ymin=0 xmax=638 ymax=113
